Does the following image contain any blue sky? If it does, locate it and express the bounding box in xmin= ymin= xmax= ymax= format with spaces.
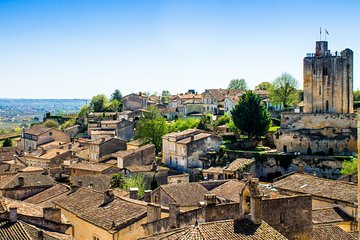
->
xmin=0 ymin=0 xmax=359 ymax=98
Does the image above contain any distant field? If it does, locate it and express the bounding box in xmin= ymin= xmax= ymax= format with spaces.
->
xmin=0 ymin=98 xmax=88 ymax=130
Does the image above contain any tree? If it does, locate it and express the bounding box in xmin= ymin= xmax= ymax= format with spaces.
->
xmin=2 ymin=138 xmax=12 ymax=147
xmin=215 ymin=114 xmax=231 ymax=126
xmin=123 ymin=174 xmax=146 ymax=199
xmin=135 ymin=107 xmax=168 ymax=153
xmin=78 ymin=104 xmax=90 ymax=117
xmin=340 ymin=158 xmax=358 ymax=175
xmin=60 ymin=118 xmax=76 ymax=130
xmin=110 ymin=89 xmax=122 ymax=102
xmin=161 ymin=90 xmax=171 ymax=97
xmin=89 ymin=94 xmax=109 ymax=112
xmin=168 ymin=118 xmax=200 ymax=132
xmin=228 ymin=79 xmax=247 ymax=90
xmin=110 ymin=173 xmax=126 ymax=188
xmin=354 ymin=90 xmax=360 ymax=102
xmin=255 ymin=82 xmax=272 ymax=91
xmin=43 ymin=120 xmax=60 ymax=128
xmin=269 ymin=73 xmax=299 ymax=109
xmin=106 ymin=99 xmax=121 ymax=112
xmin=231 ymin=91 xmax=271 ymax=139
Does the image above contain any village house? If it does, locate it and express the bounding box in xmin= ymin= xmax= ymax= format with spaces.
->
xmin=272 ymin=173 xmax=358 ymax=221
xmin=53 ymin=187 xmax=148 ymax=240
xmin=88 ymin=137 xmax=127 ymax=162
xmin=167 ymin=173 xmax=190 ymax=184
xmin=68 ymin=162 xmax=120 ymax=176
xmin=122 ymin=92 xmax=148 ymax=111
xmin=175 ymin=93 xmax=203 ymax=115
xmin=223 ymin=158 xmax=255 ymax=179
xmin=0 ymin=197 xmax=73 ymax=239
xmin=88 ymin=118 xmax=135 ymax=141
xmin=150 ymin=182 xmax=210 ymax=211
xmin=312 ymin=206 xmax=356 ymax=232
xmin=117 ymin=143 xmax=155 ymax=168
xmin=23 ymin=184 xmax=71 ymax=207
xmin=21 ymin=125 xmax=70 ymax=151
xmin=0 ymin=172 xmax=56 ymax=200
xmin=162 ymin=129 xmax=221 ymax=173
xmin=142 ymin=178 xmax=321 ymax=240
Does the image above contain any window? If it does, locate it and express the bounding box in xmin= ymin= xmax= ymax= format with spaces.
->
xmin=280 ymin=212 xmax=285 ymax=223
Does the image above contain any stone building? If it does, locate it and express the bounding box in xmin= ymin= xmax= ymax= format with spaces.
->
xmin=122 ymin=93 xmax=148 ymax=111
xmin=162 ymin=129 xmax=221 ymax=172
xmin=21 ymin=125 xmax=70 ymax=151
xmin=275 ymin=41 xmax=357 ymax=156
xmin=88 ymin=137 xmax=127 ymax=162
xmin=303 ymin=41 xmax=353 ymax=114
xmin=117 ymin=143 xmax=155 ymax=168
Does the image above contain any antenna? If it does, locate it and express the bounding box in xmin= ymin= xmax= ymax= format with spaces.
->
xmin=319 ymin=27 xmax=322 ymax=41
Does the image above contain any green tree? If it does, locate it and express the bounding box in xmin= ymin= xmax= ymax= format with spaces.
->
xmin=60 ymin=118 xmax=76 ymax=130
xmin=197 ymin=114 xmax=214 ymax=131
xmin=216 ymin=114 xmax=231 ymax=126
xmin=89 ymin=94 xmax=109 ymax=112
xmin=161 ymin=90 xmax=171 ymax=97
xmin=78 ymin=104 xmax=90 ymax=117
xmin=2 ymin=138 xmax=12 ymax=147
xmin=135 ymin=107 xmax=168 ymax=153
xmin=231 ymin=91 xmax=271 ymax=139
xmin=0 ymin=128 xmax=8 ymax=135
xmin=123 ymin=174 xmax=146 ymax=199
xmin=354 ymin=90 xmax=360 ymax=101
xmin=226 ymin=118 xmax=239 ymax=133
xmin=340 ymin=158 xmax=358 ymax=175
xmin=110 ymin=173 xmax=126 ymax=188
xmin=43 ymin=120 xmax=60 ymax=128
xmin=228 ymin=79 xmax=247 ymax=90
xmin=255 ymin=82 xmax=272 ymax=91
xmin=110 ymin=89 xmax=123 ymax=102
xmin=106 ymin=99 xmax=121 ymax=112
xmin=269 ymin=72 xmax=299 ymax=109
xmin=168 ymin=118 xmax=200 ymax=132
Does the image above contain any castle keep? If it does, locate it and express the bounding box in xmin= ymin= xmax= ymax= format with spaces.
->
xmin=304 ymin=41 xmax=353 ymax=114
xmin=274 ymin=41 xmax=357 ymax=156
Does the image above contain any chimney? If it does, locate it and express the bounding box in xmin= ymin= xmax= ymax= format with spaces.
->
xmin=17 ymin=177 xmax=24 ymax=187
xmin=298 ymin=163 xmax=305 ymax=174
xmin=77 ymin=180 xmax=83 ymax=187
xmin=70 ymin=185 xmax=77 ymax=193
xmin=9 ymin=207 xmax=17 ymax=223
xmin=204 ymin=194 xmax=217 ymax=206
xmin=43 ymin=207 xmax=62 ymax=223
xmin=190 ymin=135 xmax=195 ymax=142
xmin=169 ymin=203 xmax=180 ymax=228
xmin=147 ymin=203 xmax=161 ymax=223
xmin=37 ymin=231 xmax=44 ymax=240
xmin=129 ymin=187 xmax=138 ymax=200
xmin=144 ymin=190 xmax=152 ymax=203
xmin=103 ymin=189 xmax=115 ymax=205
xmin=101 ymin=137 xmax=106 ymax=143
xmin=239 ymin=178 xmax=262 ymax=225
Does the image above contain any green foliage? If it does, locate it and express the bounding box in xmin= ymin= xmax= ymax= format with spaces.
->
xmin=226 ymin=118 xmax=239 ymax=133
xmin=110 ymin=89 xmax=123 ymax=102
xmin=13 ymin=127 xmax=22 ymax=134
xmin=231 ymin=91 xmax=271 ymax=139
xmin=0 ymin=128 xmax=8 ymax=135
xmin=89 ymin=94 xmax=109 ymax=112
xmin=110 ymin=173 xmax=126 ymax=188
xmin=340 ymin=158 xmax=358 ymax=175
xmin=60 ymin=118 xmax=76 ymax=130
xmin=168 ymin=118 xmax=200 ymax=132
xmin=43 ymin=120 xmax=60 ymax=128
xmin=2 ymin=138 xmax=12 ymax=147
xmin=256 ymin=82 xmax=272 ymax=90
xmin=78 ymin=104 xmax=90 ymax=117
xmin=197 ymin=114 xmax=214 ymax=131
xmin=354 ymin=90 xmax=360 ymax=102
xmin=228 ymin=79 xmax=248 ymax=90
xmin=135 ymin=107 xmax=168 ymax=153
xmin=123 ymin=174 xmax=146 ymax=199
xmin=161 ymin=90 xmax=171 ymax=97
xmin=216 ymin=114 xmax=231 ymax=126
xmin=269 ymin=72 xmax=299 ymax=109
xmin=106 ymin=99 xmax=121 ymax=112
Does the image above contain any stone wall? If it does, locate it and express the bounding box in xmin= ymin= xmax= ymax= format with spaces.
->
xmin=261 ymin=195 xmax=312 ymax=240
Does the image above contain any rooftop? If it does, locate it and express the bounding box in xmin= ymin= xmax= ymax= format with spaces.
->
xmin=24 ymin=125 xmax=52 ymax=136
xmin=177 ymin=132 xmax=212 ymax=145
xmin=53 ymin=188 xmax=147 ymax=232
xmin=312 ymin=224 xmax=356 ymax=240
xmin=140 ymin=219 xmax=287 ymax=240
xmin=312 ymin=207 xmax=354 ymax=224
xmin=225 ymin=158 xmax=255 ymax=172
xmin=272 ymin=173 xmax=357 ymax=204
xmin=23 ymin=184 xmax=70 ymax=207
xmin=0 ymin=172 xmax=56 ymax=189
xmin=69 ymin=175 xmax=113 ymax=191
xmin=160 ymin=182 xmax=209 ymax=207
xmin=68 ymin=162 xmax=118 ymax=172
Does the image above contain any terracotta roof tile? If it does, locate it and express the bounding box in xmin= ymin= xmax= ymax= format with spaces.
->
xmin=311 ymin=224 xmax=356 ymax=240
xmin=52 ymin=188 xmax=147 ymax=231
xmin=24 ymin=125 xmax=51 ymax=136
xmin=312 ymin=207 xmax=353 ymax=224
xmin=70 ymin=175 xmax=112 ymax=191
xmin=68 ymin=162 xmax=118 ymax=172
xmin=160 ymin=183 xmax=209 ymax=207
xmin=0 ymin=172 xmax=56 ymax=189
xmin=272 ymin=173 xmax=357 ymax=204
xmin=140 ymin=219 xmax=287 ymax=240
xmin=24 ymin=184 xmax=70 ymax=206
xmin=210 ymin=180 xmax=245 ymax=202
xmin=225 ymin=158 xmax=255 ymax=172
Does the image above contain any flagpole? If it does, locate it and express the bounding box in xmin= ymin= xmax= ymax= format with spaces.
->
xmin=320 ymin=27 xmax=322 ymax=41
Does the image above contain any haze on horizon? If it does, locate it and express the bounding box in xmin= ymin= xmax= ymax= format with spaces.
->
xmin=1 ymin=0 xmax=359 ymax=99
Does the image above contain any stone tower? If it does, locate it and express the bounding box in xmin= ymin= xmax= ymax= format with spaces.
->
xmin=303 ymin=41 xmax=353 ymax=113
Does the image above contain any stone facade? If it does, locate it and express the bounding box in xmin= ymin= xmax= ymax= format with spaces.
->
xmin=117 ymin=144 xmax=155 ymax=168
xmin=89 ymin=137 xmax=127 ymax=162
xmin=275 ymin=40 xmax=357 ymax=156
xmin=122 ymin=93 xmax=148 ymax=111
xmin=303 ymin=41 xmax=353 ymax=114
